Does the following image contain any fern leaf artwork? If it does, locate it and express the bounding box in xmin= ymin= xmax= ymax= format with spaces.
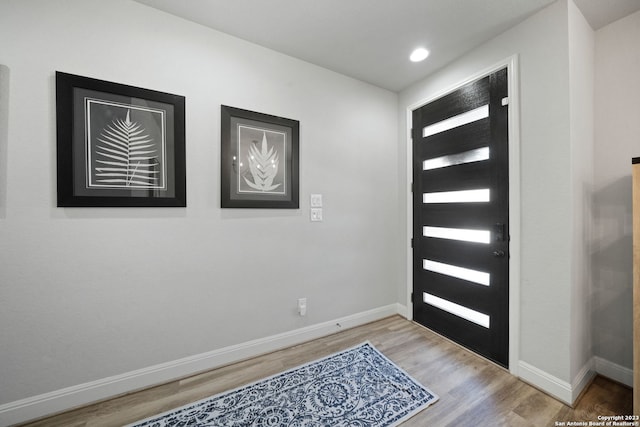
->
xmin=94 ymin=110 xmax=160 ymax=188
xmin=244 ymin=132 xmax=281 ymax=192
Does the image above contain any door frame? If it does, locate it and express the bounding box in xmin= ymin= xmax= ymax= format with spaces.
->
xmin=405 ymin=55 xmax=521 ymax=375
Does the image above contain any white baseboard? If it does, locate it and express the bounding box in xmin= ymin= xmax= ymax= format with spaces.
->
xmin=0 ymin=304 xmax=402 ymax=427
xmin=517 ymin=356 xmax=634 ymax=406
xmin=594 ymin=356 xmax=633 ymax=387
xmin=396 ymin=303 xmax=409 ymax=319
xmin=518 ymin=359 xmax=595 ymax=405
xmin=518 ymin=361 xmax=573 ymax=404
xmin=572 ymin=359 xmax=597 ymax=404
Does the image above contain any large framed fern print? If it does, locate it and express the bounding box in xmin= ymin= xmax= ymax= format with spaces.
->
xmin=55 ymin=72 xmax=186 ymax=207
xmin=221 ymin=106 xmax=299 ymax=208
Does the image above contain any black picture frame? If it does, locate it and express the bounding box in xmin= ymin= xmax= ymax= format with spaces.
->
xmin=221 ymin=106 xmax=299 ymax=208
xmin=56 ymin=72 xmax=186 ymax=207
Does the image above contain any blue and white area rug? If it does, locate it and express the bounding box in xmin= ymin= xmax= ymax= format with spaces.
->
xmin=128 ymin=342 xmax=438 ymax=427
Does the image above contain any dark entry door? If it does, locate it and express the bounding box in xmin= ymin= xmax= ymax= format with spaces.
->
xmin=412 ymin=68 xmax=509 ymax=367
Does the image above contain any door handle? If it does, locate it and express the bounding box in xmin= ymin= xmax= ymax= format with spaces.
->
xmin=493 ymin=250 xmax=505 ymax=257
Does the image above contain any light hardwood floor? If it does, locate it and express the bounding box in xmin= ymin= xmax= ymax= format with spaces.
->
xmin=17 ymin=315 xmax=633 ymax=427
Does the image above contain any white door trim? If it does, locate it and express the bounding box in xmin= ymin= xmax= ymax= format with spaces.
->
xmin=405 ymin=55 xmax=521 ymax=375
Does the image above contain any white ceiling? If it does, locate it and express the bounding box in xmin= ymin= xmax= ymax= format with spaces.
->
xmin=574 ymin=0 xmax=640 ymax=29
xmin=134 ymin=0 xmax=640 ymax=92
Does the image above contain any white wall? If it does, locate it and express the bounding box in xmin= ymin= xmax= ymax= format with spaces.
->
xmin=592 ymin=9 xmax=640 ymax=374
xmin=399 ymin=0 xmax=574 ymax=386
xmin=568 ymin=0 xmax=595 ymax=385
xmin=0 ymin=0 xmax=399 ymax=412
xmin=0 ymin=65 xmax=8 ymax=218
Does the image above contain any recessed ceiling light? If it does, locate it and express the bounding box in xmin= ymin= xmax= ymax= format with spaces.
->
xmin=410 ymin=47 xmax=430 ymax=62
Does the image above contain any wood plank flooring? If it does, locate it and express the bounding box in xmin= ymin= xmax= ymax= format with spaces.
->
xmin=17 ymin=315 xmax=633 ymax=427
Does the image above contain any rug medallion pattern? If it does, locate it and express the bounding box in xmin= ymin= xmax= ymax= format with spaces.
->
xmin=129 ymin=342 xmax=438 ymax=427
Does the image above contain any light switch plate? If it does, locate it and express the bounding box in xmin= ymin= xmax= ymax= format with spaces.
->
xmin=310 ymin=208 xmax=323 ymax=222
xmin=310 ymin=194 xmax=323 ymax=208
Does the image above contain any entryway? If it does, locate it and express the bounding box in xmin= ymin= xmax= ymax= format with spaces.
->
xmin=411 ymin=67 xmax=510 ymax=368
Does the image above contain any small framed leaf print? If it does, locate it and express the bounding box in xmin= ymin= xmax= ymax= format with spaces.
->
xmin=221 ymin=106 xmax=299 ymax=208
xmin=56 ymin=72 xmax=186 ymax=207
